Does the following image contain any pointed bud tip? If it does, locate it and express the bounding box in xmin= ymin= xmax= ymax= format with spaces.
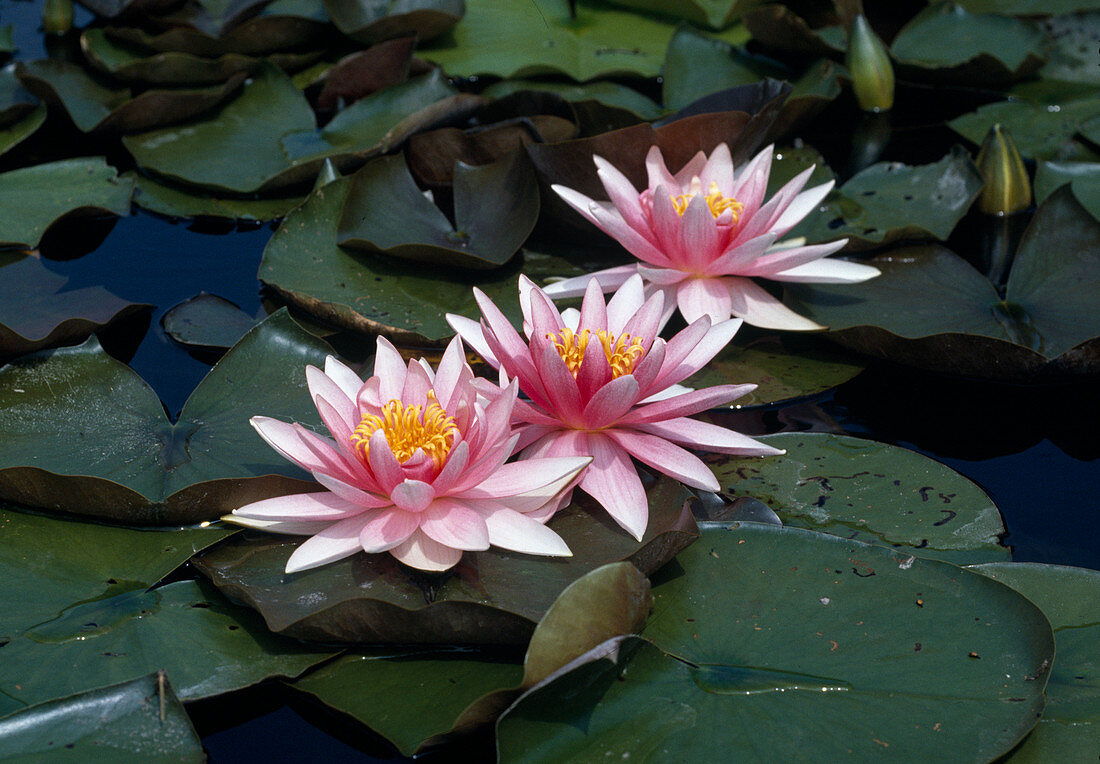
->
xmin=975 ymin=123 xmax=1032 ymax=216
xmin=846 ymin=15 xmax=895 ymax=113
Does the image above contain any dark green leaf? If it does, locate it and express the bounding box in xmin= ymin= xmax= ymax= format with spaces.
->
xmin=162 ymin=293 xmax=258 ymax=349
xmin=498 ymin=524 xmax=1055 ymax=762
xmin=955 ymin=0 xmax=1100 ymax=13
xmin=130 ymin=171 xmax=304 ymax=221
xmin=0 ymin=104 xmax=45 ymax=156
xmin=0 ymin=673 xmax=203 ymax=762
xmin=481 ymin=80 xmax=663 ymax=121
xmin=0 ymin=158 xmax=133 ymax=249
xmin=743 ymin=4 xmax=845 ymax=56
xmin=323 ymin=0 xmax=463 ymax=44
xmin=1037 ymin=12 xmax=1100 ymax=85
xmin=706 ymin=432 xmax=1009 ymax=563
xmin=606 ymin=0 xmax=759 ymax=30
xmin=949 ymin=96 xmax=1100 ymax=160
xmin=0 ymin=311 xmax=333 ymax=524
xmin=194 ymin=476 xmax=697 ymax=644
xmin=1034 ymin=160 xmax=1100 ymax=220
xmin=80 ymin=28 xmax=272 ymax=85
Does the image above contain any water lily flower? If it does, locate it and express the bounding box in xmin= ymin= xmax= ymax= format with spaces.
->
xmin=447 ymin=275 xmax=782 ymax=540
xmin=226 ymin=336 xmax=589 ymax=573
xmin=546 ymin=143 xmax=880 ymax=331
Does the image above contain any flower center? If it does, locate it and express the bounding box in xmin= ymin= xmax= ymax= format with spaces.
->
xmin=547 ymin=328 xmax=645 ymax=378
xmin=671 ymin=178 xmax=743 ymax=222
xmin=350 ymin=392 xmax=458 ymax=468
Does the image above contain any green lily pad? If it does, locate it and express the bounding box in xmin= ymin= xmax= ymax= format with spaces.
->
xmin=0 ymin=157 xmax=134 ymax=250
xmin=766 ymin=143 xmax=836 ymax=195
xmin=0 ymin=673 xmax=203 ymax=761
xmin=481 ymin=79 xmax=664 ymax=122
xmin=0 ymin=310 xmax=334 ymax=524
xmin=419 ymin=0 xmax=749 ymax=80
xmin=323 ymin=0 xmax=463 ymax=44
xmin=16 ymin=59 xmax=247 ymax=134
xmin=0 ymin=253 xmax=151 ymax=359
xmin=290 ymin=562 xmax=650 ymax=755
xmin=789 ymin=146 xmax=984 ymax=249
xmin=260 ymin=174 xmax=591 ymax=344
xmin=785 ymin=187 xmax=1100 ymax=380
xmin=193 ymin=476 xmax=697 ymax=644
xmin=124 ymin=64 xmax=459 ymax=193
xmin=890 ymin=2 xmax=1046 ymax=83
xmin=0 ymin=63 xmax=37 ymax=125
xmin=162 ymin=293 xmax=259 ymax=349
xmin=498 ymin=524 xmax=1054 ymax=762
xmin=972 ymin=563 xmax=1100 ymax=762
xmin=0 ymin=104 xmax=45 ymax=156
xmin=1037 ymin=12 xmax=1100 ymax=85
xmin=742 ymin=3 xmax=845 ymax=56
xmin=337 ymin=150 xmax=539 ymax=269
xmin=130 ymin=172 xmax=304 ymax=221
xmin=610 ymin=0 xmax=760 ymax=29
xmin=706 ymin=432 xmax=1009 ymax=564
xmin=80 ymin=28 xmax=269 ymax=85
xmin=683 ymin=332 xmax=864 ymax=407
xmin=1035 ymin=160 xmax=1100 ymax=220
xmin=949 ymin=95 xmax=1100 ymax=160
xmin=956 ymin=0 xmax=1100 ymax=13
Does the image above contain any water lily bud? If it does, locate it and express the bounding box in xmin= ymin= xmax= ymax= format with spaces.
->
xmin=846 ymin=15 xmax=894 ymax=113
xmin=975 ymin=123 xmax=1032 ymax=216
xmin=42 ymin=0 xmax=73 ymax=34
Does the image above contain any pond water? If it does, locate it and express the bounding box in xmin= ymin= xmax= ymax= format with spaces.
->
xmin=2 ymin=2 xmax=1099 ymax=760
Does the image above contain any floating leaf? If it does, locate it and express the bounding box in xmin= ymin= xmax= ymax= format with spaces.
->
xmin=337 ymin=150 xmax=539 ymax=269
xmin=706 ymin=432 xmax=1009 ymax=564
xmin=742 ymin=3 xmax=845 ymax=56
xmin=785 ymin=187 xmax=1100 ymax=380
xmin=130 ymin=172 xmax=304 ymax=221
xmin=323 ymin=0 xmax=462 ymax=44
xmin=194 ymin=476 xmax=697 ymax=644
xmin=1037 ymin=12 xmax=1100 ymax=85
xmin=498 ymin=524 xmax=1054 ymax=762
xmin=419 ymin=0 xmax=749 ymax=80
xmin=0 ymin=104 xmax=45 ymax=156
xmin=290 ymin=562 xmax=650 ymax=755
xmin=890 ymin=3 xmax=1046 ymax=83
xmin=313 ymin=37 xmax=418 ymax=111
xmin=0 ymin=157 xmax=133 ymax=250
xmin=162 ymin=293 xmax=258 ymax=349
xmin=0 ymin=64 xmax=37 ymax=126
xmin=0 ymin=674 xmax=203 ymax=762
xmin=0 ymin=311 xmax=334 ymax=524
xmin=955 ymin=0 xmax=1100 ymax=13
xmin=16 ymin=59 xmax=247 ymax=134
xmin=684 ymin=332 xmax=864 ymax=407
xmin=0 ymin=254 xmax=150 ymax=359
xmin=481 ymin=79 xmax=663 ymax=121
xmin=124 ymin=64 xmax=458 ymax=193
xmin=1034 ymin=160 xmax=1100 ymax=220
xmin=973 ymin=563 xmax=1100 ymax=762
xmin=949 ymin=95 xmax=1100 ymax=160
xmin=789 ymin=146 xmax=984 ymax=249
xmin=260 ymin=175 xmax=590 ymax=343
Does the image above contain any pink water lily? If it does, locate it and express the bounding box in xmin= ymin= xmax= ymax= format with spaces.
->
xmin=546 ymin=143 xmax=880 ymax=331
xmin=447 ymin=275 xmax=782 ymax=540
xmin=226 ymin=336 xmax=589 ymax=573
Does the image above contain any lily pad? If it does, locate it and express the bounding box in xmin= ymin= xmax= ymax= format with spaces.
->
xmin=1037 ymin=12 xmax=1100 ymax=85
xmin=956 ymin=0 xmax=1100 ymax=13
xmin=0 ymin=254 xmax=151 ymax=359
xmin=684 ymin=332 xmax=865 ymax=406
xmin=890 ymin=3 xmax=1046 ymax=83
xmin=785 ymin=187 xmax=1100 ymax=380
xmin=949 ymin=95 xmax=1100 ymax=160
xmin=337 ymin=150 xmax=539 ymax=269
xmin=0 ymin=63 xmax=37 ymax=125
xmin=124 ymin=64 xmax=459 ymax=193
xmin=0 ymin=104 xmax=45 ymax=156
xmin=80 ymin=28 xmax=269 ymax=85
xmin=419 ymin=0 xmax=750 ymax=80
xmin=323 ymin=0 xmax=463 ymax=44
xmin=705 ymin=432 xmax=1008 ymax=564
xmin=260 ymin=174 xmax=591 ymax=344
xmin=130 ymin=172 xmax=305 ymax=221
xmin=0 ymin=310 xmax=334 ymax=524
xmin=742 ymin=3 xmax=845 ymax=56
xmin=497 ymin=524 xmax=1054 ymax=762
xmin=0 ymin=673 xmax=203 ymax=762
xmin=1035 ymin=160 xmax=1100 ymax=220
xmin=0 ymin=157 xmax=134 ymax=250
xmin=193 ymin=476 xmax=697 ymax=644
xmin=162 ymin=293 xmax=259 ymax=349
xmin=606 ymin=0 xmax=759 ymax=29
xmin=16 ymin=59 xmax=247 ymax=134
xmin=972 ymin=563 xmax=1100 ymax=762
xmin=290 ymin=562 xmax=650 ymax=754
xmin=481 ymin=80 xmax=663 ymax=122
xmin=789 ymin=146 xmax=984 ymax=249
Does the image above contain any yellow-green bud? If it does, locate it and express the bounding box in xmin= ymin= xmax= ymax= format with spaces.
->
xmin=846 ymin=15 xmax=894 ymax=113
xmin=975 ymin=124 xmax=1031 ymax=216
xmin=42 ymin=0 xmax=73 ymax=34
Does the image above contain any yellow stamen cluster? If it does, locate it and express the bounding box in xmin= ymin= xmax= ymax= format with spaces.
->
xmin=671 ymin=178 xmax=743 ymax=222
xmin=548 ymin=328 xmax=645 ymax=378
xmin=350 ymin=391 xmax=458 ymax=468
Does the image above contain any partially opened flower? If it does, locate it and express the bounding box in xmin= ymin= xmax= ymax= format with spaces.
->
xmin=447 ymin=275 xmax=782 ymax=540
xmin=547 ymin=143 xmax=880 ymax=331
xmin=226 ymin=336 xmax=589 ymax=573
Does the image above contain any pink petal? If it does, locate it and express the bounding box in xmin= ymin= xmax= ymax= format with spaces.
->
xmin=367 ymin=427 xmax=404 ymax=492
xmin=358 ymin=508 xmax=419 ymax=552
xmin=400 ymin=357 xmax=434 ymax=406
xmin=306 ymin=365 xmax=356 ymax=430
xmin=582 ymin=375 xmax=640 ymax=429
xmin=649 ymin=185 xmax=686 ymax=266
xmin=589 ymin=202 xmax=674 ymax=267
xmin=744 ymin=239 xmax=847 ymax=277
xmin=457 ymin=456 xmax=589 ymax=499
xmin=285 ymin=514 xmax=372 ymax=573
xmin=658 ymin=318 xmax=744 ymax=389
xmin=621 ymin=290 xmax=664 ymax=352
xmin=771 ymin=179 xmax=836 ymax=237
xmin=594 ymin=155 xmax=657 ymax=247
xmin=389 ymin=529 xmax=463 ymax=571
xmin=631 ymin=337 xmax=665 ymax=395
xmin=680 ymin=192 xmax=723 ymax=270
xmin=704 ymin=232 xmax=777 ymax=276
xmin=542 ymin=264 xmax=638 ymax=300
xmin=699 ymin=143 xmax=734 ymax=193
xmin=579 ymin=433 xmax=648 ymax=541
xmin=250 ymin=416 xmax=357 ymax=484
xmin=636 ymin=418 xmax=783 ymax=455
xmin=528 ymin=286 xmax=566 ymax=343
xmin=511 ymin=397 xmax=562 ymax=427
xmin=232 ymin=491 xmax=364 ymax=522
xmin=605 ymin=273 xmax=646 ymax=335
xmin=729 ymin=145 xmax=773 ymax=216
xmin=645 ymin=145 xmax=678 ymax=193
xmin=391 ymin=479 xmax=436 ymax=512
xmin=575 ymin=332 xmax=612 ymax=401
xmin=672 ymin=150 xmax=707 ymax=188
xmin=430 ymin=439 xmax=470 ymax=495
xmin=473 ymin=288 xmax=540 ymax=381
xmin=419 ymin=499 xmax=490 ymax=551
xmin=637 ymin=265 xmax=688 ymax=286
xmin=431 ymin=335 xmax=467 ymax=410
xmin=551 ymin=183 xmax=602 ymax=228
xmin=536 ymin=340 xmax=584 ymax=426
xmin=763 ymin=252 xmax=880 ymax=283
xmin=676 ymin=277 xmax=734 ymax=324
xmin=446 ymin=313 xmax=500 ymax=368
xmin=622 ymin=384 xmax=749 ymax=424
xmin=726 ymin=277 xmax=825 ymax=331
xmin=480 ymin=507 xmax=571 ymax=556
xmin=372 ymin=336 xmax=407 ymax=403
xmin=606 ymin=428 xmax=719 ymax=491
xmin=313 ymin=471 xmax=391 ymax=508
xmin=578 ymin=277 xmax=608 ymax=331
xmin=221 ymin=516 xmax=327 ymax=536
xmin=323 ymin=356 xmax=364 ymax=404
